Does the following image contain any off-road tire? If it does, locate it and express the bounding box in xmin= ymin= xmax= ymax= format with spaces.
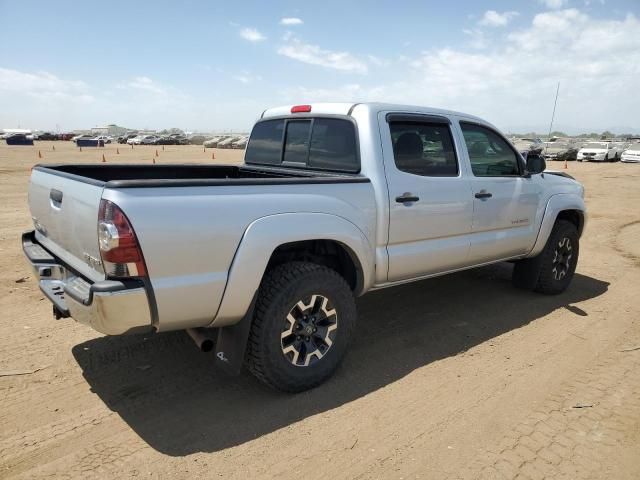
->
xmin=246 ymin=261 xmax=356 ymax=392
xmin=512 ymin=220 xmax=579 ymax=294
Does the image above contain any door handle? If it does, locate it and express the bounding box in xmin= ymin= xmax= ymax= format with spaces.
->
xmin=50 ymin=189 xmax=63 ymax=204
xmin=395 ymin=193 xmax=420 ymax=204
xmin=474 ymin=191 xmax=492 ymax=199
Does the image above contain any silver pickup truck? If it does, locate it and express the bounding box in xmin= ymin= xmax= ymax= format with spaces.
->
xmin=23 ymin=103 xmax=586 ymax=392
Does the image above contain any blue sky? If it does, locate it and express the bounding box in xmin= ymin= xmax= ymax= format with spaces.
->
xmin=1 ymin=0 xmax=639 ymax=133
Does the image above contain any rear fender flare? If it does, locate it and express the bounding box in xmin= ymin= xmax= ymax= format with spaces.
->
xmin=210 ymin=212 xmax=374 ymax=327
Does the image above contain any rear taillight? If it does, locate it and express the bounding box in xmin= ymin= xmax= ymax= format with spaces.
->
xmin=98 ymin=199 xmax=146 ymax=278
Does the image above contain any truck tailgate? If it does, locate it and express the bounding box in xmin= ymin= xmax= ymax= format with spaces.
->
xmin=29 ymin=168 xmax=106 ymax=282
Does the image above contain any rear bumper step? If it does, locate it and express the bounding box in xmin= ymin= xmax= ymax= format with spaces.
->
xmin=22 ymin=231 xmax=153 ymax=335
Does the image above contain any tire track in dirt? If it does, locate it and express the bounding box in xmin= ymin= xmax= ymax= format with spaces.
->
xmin=458 ymin=327 xmax=640 ymax=480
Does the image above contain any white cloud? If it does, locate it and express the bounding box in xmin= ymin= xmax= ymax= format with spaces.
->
xmin=463 ymin=28 xmax=488 ymax=49
xmin=538 ymin=0 xmax=569 ymax=9
xmin=239 ymin=27 xmax=266 ymax=42
xmin=0 ymin=68 xmax=93 ymax=102
xmin=367 ymin=55 xmax=390 ymax=67
xmin=233 ymin=72 xmax=262 ymax=84
xmin=126 ymin=76 xmax=166 ymax=95
xmin=286 ymin=10 xmax=640 ymax=132
xmin=280 ymin=17 xmax=303 ymax=26
xmin=278 ymin=38 xmax=368 ymax=74
xmin=282 ymin=84 xmax=388 ymax=103
xmin=479 ymin=10 xmax=519 ymax=27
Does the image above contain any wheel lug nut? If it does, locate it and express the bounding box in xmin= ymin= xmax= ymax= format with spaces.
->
xmin=313 ymin=328 xmax=317 ymax=332
xmin=305 ymin=337 xmax=310 ymax=342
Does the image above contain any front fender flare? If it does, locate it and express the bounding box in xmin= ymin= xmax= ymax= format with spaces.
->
xmin=210 ymin=212 xmax=374 ymax=327
xmin=528 ymin=193 xmax=586 ymax=258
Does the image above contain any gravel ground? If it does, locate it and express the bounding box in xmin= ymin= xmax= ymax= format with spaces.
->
xmin=1 ymin=141 xmax=639 ymax=479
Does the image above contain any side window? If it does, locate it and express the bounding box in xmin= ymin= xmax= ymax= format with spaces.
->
xmin=245 ymin=119 xmax=284 ymax=165
xmin=389 ymin=122 xmax=458 ymax=176
xmin=283 ymin=120 xmax=311 ymax=164
xmin=460 ymin=123 xmax=521 ymax=176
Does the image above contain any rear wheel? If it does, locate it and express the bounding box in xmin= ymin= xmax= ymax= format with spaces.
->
xmin=512 ymin=220 xmax=579 ymax=294
xmin=246 ymin=261 xmax=356 ymax=392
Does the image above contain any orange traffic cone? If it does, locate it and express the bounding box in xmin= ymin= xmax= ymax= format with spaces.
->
xmin=564 ymin=158 xmax=568 ymax=169
xmin=203 ymin=146 xmax=206 ymax=153
xmin=152 ymin=157 xmax=156 ymax=164
xmin=102 ymin=154 xmax=106 ymax=163
xmin=211 ymin=151 xmax=215 ymax=160
xmin=162 ymin=145 xmax=165 ymax=151
xmin=116 ymin=148 xmax=120 ymax=155
xmin=52 ymin=145 xmax=55 ymax=151
xmin=155 ymin=149 xmax=159 ymax=157
xmin=131 ymin=144 xmax=134 ymax=149
xmin=79 ymin=146 xmax=83 ymax=152
xmin=38 ymin=150 xmax=42 ymax=159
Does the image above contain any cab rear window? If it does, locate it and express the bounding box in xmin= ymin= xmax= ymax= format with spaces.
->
xmin=245 ymin=117 xmax=359 ymax=172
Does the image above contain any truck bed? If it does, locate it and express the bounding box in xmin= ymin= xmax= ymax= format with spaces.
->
xmin=34 ymin=164 xmax=368 ymax=188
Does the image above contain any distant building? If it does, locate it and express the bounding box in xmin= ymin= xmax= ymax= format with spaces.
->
xmin=90 ymin=124 xmax=130 ymax=136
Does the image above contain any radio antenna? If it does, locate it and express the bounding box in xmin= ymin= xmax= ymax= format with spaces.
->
xmin=544 ymin=82 xmax=560 ymax=155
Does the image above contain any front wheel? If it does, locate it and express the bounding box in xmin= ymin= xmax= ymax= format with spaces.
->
xmin=512 ymin=220 xmax=579 ymax=294
xmin=246 ymin=262 xmax=356 ymax=392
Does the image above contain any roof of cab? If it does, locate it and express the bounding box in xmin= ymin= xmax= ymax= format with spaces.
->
xmin=260 ymin=102 xmax=487 ymax=124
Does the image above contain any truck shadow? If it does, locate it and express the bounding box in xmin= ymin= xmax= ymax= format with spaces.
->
xmin=72 ymin=264 xmax=608 ymax=456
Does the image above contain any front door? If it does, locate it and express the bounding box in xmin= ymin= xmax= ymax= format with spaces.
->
xmin=381 ymin=113 xmax=474 ymax=282
xmin=458 ymin=121 xmax=543 ymax=264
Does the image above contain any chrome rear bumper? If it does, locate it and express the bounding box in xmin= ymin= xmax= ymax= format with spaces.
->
xmin=22 ymin=231 xmax=153 ymax=335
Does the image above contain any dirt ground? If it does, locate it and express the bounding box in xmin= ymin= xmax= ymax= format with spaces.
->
xmin=1 ymin=141 xmax=639 ymax=479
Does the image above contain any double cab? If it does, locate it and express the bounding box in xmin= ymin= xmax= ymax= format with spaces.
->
xmin=23 ymin=103 xmax=586 ymax=391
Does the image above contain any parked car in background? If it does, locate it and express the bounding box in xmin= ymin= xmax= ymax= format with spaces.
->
xmin=217 ymin=136 xmax=241 ymax=149
xmin=58 ymin=133 xmax=75 ymax=141
xmin=139 ymin=135 xmax=158 ymax=145
xmin=154 ymin=135 xmax=184 ymax=145
xmin=119 ymin=133 xmax=139 ymax=144
xmin=72 ymin=134 xmax=94 ymax=144
xmin=542 ymin=143 xmax=578 ymax=162
xmin=203 ymin=136 xmax=226 ymax=148
xmin=577 ymin=142 xmax=622 ymax=162
xmin=513 ymin=138 xmax=545 ymax=154
xmin=94 ymin=135 xmax=113 ymax=144
xmin=172 ymin=134 xmax=190 ymax=145
xmin=34 ymin=132 xmax=58 ymax=141
xmin=5 ymin=133 xmax=34 ymax=145
xmin=231 ymin=136 xmax=249 ymax=149
xmin=621 ymin=144 xmax=640 ymax=163
xmin=188 ymin=135 xmax=207 ymax=145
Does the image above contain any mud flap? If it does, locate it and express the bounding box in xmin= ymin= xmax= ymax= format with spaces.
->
xmin=214 ymin=292 xmax=257 ymax=376
xmin=512 ymin=254 xmax=544 ymax=290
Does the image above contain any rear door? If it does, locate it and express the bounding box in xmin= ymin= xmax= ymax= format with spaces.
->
xmin=458 ymin=121 xmax=543 ymax=263
xmin=381 ymin=113 xmax=474 ymax=282
xmin=29 ymin=169 xmax=106 ymax=282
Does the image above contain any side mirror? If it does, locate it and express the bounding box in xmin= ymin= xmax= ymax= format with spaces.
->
xmin=526 ymin=154 xmax=546 ymax=175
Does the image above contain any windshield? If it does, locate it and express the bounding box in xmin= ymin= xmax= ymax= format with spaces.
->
xmin=628 ymin=144 xmax=640 ymax=151
xmin=583 ymin=143 xmax=607 ymax=149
